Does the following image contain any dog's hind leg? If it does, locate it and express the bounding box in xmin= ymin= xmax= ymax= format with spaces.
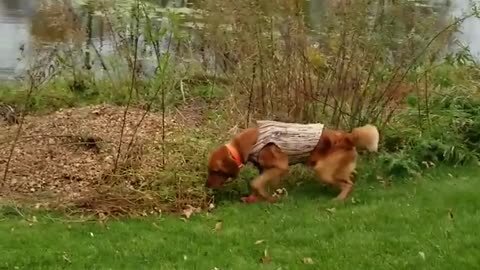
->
xmin=333 ymin=158 xmax=357 ymax=201
xmin=312 ymin=157 xmax=355 ymax=201
xmin=332 ymin=178 xmax=354 ymax=201
xmin=312 ymin=161 xmax=336 ymax=187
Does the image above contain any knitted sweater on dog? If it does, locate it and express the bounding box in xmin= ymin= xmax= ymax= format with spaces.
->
xmin=248 ymin=120 xmax=325 ymax=165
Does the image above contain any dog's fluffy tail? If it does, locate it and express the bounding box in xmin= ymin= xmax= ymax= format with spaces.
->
xmin=351 ymin=124 xmax=379 ymax=152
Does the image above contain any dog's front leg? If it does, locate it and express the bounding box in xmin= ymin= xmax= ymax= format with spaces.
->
xmin=242 ymin=167 xmax=287 ymax=203
xmin=240 ymin=162 xmax=263 ymax=203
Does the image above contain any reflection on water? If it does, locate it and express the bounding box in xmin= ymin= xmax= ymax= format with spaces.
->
xmin=0 ymin=0 xmax=33 ymax=79
xmin=0 ymin=0 xmax=479 ymax=80
xmin=0 ymin=0 xmax=120 ymax=80
xmin=449 ymin=0 xmax=480 ymax=57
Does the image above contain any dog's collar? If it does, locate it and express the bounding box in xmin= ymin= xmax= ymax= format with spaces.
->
xmin=225 ymin=143 xmax=243 ymax=168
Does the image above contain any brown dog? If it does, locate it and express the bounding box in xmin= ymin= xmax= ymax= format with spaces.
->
xmin=205 ymin=120 xmax=379 ymax=203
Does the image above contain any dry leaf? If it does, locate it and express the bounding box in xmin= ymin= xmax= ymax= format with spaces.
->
xmin=260 ymin=249 xmax=271 ymax=264
xmin=303 ymin=257 xmax=314 ymax=264
xmin=448 ymin=208 xmax=454 ymax=221
xmin=326 ymin=207 xmax=336 ymax=213
xmin=381 ymin=179 xmax=391 ymax=188
xmin=260 ymin=256 xmax=271 ymax=264
xmin=62 ymin=253 xmax=72 ymax=263
xmin=254 ymin=239 xmax=266 ymax=245
xmin=182 ymin=205 xmax=200 ymax=219
xmin=98 ymin=212 xmax=107 ymax=222
xmin=418 ymin=251 xmax=426 ymax=260
xmin=272 ymin=188 xmax=288 ymax=200
xmin=213 ymin=221 xmax=223 ymax=232
xmin=182 ymin=208 xmax=194 ymax=219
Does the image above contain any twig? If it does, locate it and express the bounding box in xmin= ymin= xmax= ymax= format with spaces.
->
xmin=113 ymin=0 xmax=141 ymax=174
xmin=246 ymin=62 xmax=257 ymax=127
xmin=180 ymin=79 xmax=186 ymax=103
xmin=123 ymin=4 xmax=174 ymax=168
xmin=2 ymin=74 xmax=36 ymax=187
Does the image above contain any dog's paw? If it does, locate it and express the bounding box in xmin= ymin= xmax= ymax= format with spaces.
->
xmin=241 ymin=194 xmax=259 ymax=204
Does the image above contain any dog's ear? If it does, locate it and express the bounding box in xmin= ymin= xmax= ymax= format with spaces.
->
xmin=212 ymin=146 xmax=240 ymax=177
xmin=209 ymin=147 xmax=225 ymax=170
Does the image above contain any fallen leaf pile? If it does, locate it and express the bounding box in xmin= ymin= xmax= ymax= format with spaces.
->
xmin=0 ymin=104 xmax=177 ymax=205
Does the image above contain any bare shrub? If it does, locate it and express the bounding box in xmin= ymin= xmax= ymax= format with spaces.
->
xmin=196 ymin=0 xmax=460 ymax=128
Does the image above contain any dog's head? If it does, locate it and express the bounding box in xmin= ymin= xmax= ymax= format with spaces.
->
xmin=205 ymin=145 xmax=241 ymax=189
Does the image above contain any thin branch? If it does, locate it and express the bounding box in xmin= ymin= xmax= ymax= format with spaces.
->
xmin=2 ymin=74 xmax=36 ymax=186
xmin=113 ymin=0 xmax=141 ymax=173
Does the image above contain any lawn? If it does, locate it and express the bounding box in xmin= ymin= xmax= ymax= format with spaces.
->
xmin=1 ymin=166 xmax=479 ymax=270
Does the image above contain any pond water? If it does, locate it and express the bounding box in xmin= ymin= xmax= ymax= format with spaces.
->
xmin=0 ymin=0 xmax=479 ymax=80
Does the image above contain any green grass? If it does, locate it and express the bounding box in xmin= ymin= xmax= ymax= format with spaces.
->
xmin=0 ymin=75 xmax=226 ymax=115
xmin=1 ymin=166 xmax=480 ymax=269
